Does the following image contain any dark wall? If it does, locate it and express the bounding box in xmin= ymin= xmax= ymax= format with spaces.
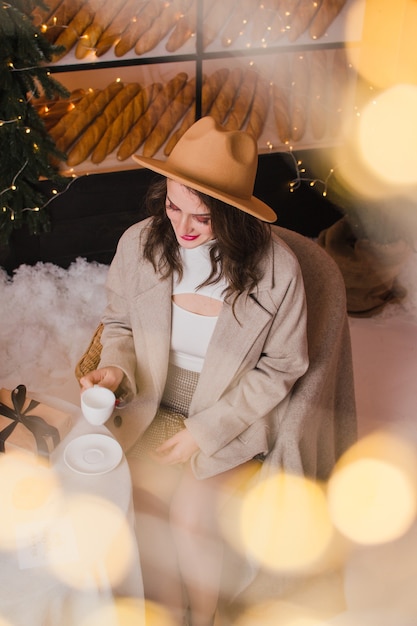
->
xmin=1 ymin=151 xmax=342 ymax=274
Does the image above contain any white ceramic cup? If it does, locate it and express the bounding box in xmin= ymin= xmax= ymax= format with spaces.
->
xmin=81 ymin=385 xmax=116 ymax=425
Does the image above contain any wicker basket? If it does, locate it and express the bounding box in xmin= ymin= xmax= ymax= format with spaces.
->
xmin=75 ymin=322 xmax=104 ymax=381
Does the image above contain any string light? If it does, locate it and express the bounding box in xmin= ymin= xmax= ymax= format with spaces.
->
xmin=0 ymin=161 xmax=29 ymax=198
xmin=287 ymin=147 xmax=336 ymax=197
xmin=0 ymin=115 xmax=22 ymax=126
xmin=0 ymin=173 xmax=79 ymax=221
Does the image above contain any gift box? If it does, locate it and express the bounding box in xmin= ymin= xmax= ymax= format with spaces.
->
xmin=0 ymin=385 xmax=73 ymax=459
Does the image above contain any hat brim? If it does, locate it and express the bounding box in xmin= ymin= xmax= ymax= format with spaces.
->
xmin=132 ymin=154 xmax=277 ymax=223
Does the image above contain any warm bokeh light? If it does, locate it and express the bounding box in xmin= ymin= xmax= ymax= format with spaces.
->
xmin=79 ymin=598 xmax=177 ymax=626
xmin=0 ymin=451 xmax=61 ymax=550
xmin=234 ymin=599 xmax=329 ymax=626
xmin=238 ymin=471 xmax=334 ymax=573
xmin=346 ymin=0 xmax=417 ymax=89
xmin=46 ymin=493 xmax=135 ymax=590
xmin=358 ymin=84 xmax=417 ymax=186
xmin=327 ymin=430 xmax=417 ymax=545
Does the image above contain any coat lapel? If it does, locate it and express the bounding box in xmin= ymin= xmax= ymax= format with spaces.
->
xmin=192 ymin=288 xmax=274 ymax=411
xmin=132 ymin=275 xmax=172 ymax=400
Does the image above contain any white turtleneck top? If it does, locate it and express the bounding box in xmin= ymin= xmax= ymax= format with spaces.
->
xmin=170 ymin=242 xmax=228 ymax=373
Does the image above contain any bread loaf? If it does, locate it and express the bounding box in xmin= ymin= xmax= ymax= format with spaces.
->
xmin=221 ymin=0 xmax=252 ymax=47
xmin=38 ymin=89 xmax=86 ymax=130
xmin=166 ymin=0 xmax=196 ymax=52
xmin=309 ymin=0 xmax=347 ymax=40
xmin=94 ymin=0 xmax=143 ymax=57
xmin=290 ymin=52 xmax=309 ymax=142
xmin=67 ymin=83 xmax=141 ymax=166
xmin=209 ymin=66 xmax=243 ymax=125
xmin=202 ymin=0 xmax=238 ymax=50
xmin=57 ymin=81 xmax=124 ymax=154
xmin=92 ymin=82 xmax=162 ymax=164
xmin=49 ymin=89 xmax=99 ymax=142
xmin=264 ymin=1 xmax=288 ymax=44
xmin=268 ymin=0 xmax=300 ymax=41
xmin=287 ymin=0 xmax=323 ymax=42
xmin=164 ymin=68 xmax=228 ymax=156
xmin=135 ymin=0 xmax=192 ymax=56
xmin=115 ymin=1 xmax=164 ymax=57
xmin=75 ymin=0 xmax=126 ymax=58
xmin=245 ymin=75 xmax=270 ymax=140
xmin=31 ymin=0 xmax=63 ymax=26
xmin=43 ymin=0 xmax=86 ymax=43
xmin=52 ymin=0 xmax=105 ymax=60
xmin=224 ymin=67 xmax=258 ymax=131
xmin=328 ymin=47 xmax=349 ymax=137
xmin=117 ymin=72 xmax=188 ymax=160
xmin=143 ymin=76 xmax=197 ymax=157
xmin=308 ymin=49 xmax=328 ymax=139
xmin=251 ymin=0 xmax=282 ymax=44
xmin=272 ymin=54 xmax=291 ymax=144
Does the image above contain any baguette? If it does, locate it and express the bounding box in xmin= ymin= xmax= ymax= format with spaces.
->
xmin=287 ymin=0 xmax=323 ymax=42
xmin=49 ymin=88 xmax=99 ymax=142
xmin=224 ymin=68 xmax=258 ymax=131
xmin=164 ymin=67 xmax=229 ymax=156
xmin=165 ymin=0 xmax=196 ymax=52
xmin=43 ymin=0 xmax=86 ymax=44
xmin=290 ymin=52 xmax=309 ymax=142
xmin=94 ymin=0 xmax=144 ymax=57
xmin=52 ymin=0 xmax=105 ymax=60
xmin=67 ymin=83 xmax=142 ymax=166
xmin=309 ymin=0 xmax=347 ymax=40
xmin=269 ymin=0 xmax=301 ymax=38
xmin=92 ymin=82 xmax=162 ymax=164
xmin=57 ymin=81 xmax=124 ymax=154
xmin=221 ymin=0 xmax=253 ymax=47
xmin=117 ymin=72 xmax=188 ymax=160
xmin=143 ymin=76 xmax=197 ymax=157
xmin=135 ymin=0 xmax=192 ymax=56
xmin=75 ymin=0 xmax=126 ymax=58
xmin=245 ymin=75 xmax=270 ymax=140
xmin=251 ymin=0 xmax=283 ymax=44
xmin=328 ymin=47 xmax=349 ymax=138
xmin=114 ymin=1 xmax=164 ymax=57
xmin=265 ymin=0 xmax=289 ymax=44
xmin=308 ymin=49 xmax=328 ymax=140
xmin=31 ymin=0 xmax=63 ymax=26
xmin=272 ymin=54 xmax=291 ymax=144
xmin=202 ymin=0 xmax=238 ymax=50
xmin=209 ymin=66 xmax=243 ymax=125
xmin=38 ymin=89 xmax=86 ymax=130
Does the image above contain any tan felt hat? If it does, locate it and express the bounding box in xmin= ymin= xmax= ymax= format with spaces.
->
xmin=132 ymin=116 xmax=277 ymax=223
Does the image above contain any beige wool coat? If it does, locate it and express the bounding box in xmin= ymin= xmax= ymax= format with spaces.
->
xmin=99 ymin=218 xmax=310 ymax=479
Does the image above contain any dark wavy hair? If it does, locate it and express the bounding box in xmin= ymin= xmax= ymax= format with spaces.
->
xmin=142 ymin=177 xmax=272 ymax=302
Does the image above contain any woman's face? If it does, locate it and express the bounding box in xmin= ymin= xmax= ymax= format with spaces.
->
xmin=165 ymin=179 xmax=214 ymax=248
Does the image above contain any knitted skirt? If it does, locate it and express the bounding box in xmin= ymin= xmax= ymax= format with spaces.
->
xmin=127 ymin=363 xmax=199 ymax=457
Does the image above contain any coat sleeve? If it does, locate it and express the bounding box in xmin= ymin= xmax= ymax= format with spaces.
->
xmin=98 ymin=226 xmax=141 ymax=400
xmin=185 ymin=250 xmax=309 ymax=457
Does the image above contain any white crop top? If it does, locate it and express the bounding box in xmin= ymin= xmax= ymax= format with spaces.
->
xmin=170 ymin=242 xmax=227 ymax=373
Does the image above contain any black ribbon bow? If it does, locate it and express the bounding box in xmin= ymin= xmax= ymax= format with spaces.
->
xmin=0 ymin=385 xmax=60 ymax=457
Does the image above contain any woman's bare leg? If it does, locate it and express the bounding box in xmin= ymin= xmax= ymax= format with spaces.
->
xmin=128 ymin=456 xmax=187 ymax=625
xmin=169 ymin=462 xmax=258 ymax=626
xmin=170 ymin=468 xmax=222 ymax=626
xmin=129 ymin=456 xmax=260 ymax=626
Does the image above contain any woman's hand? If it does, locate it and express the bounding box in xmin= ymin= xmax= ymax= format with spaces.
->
xmin=79 ymin=366 xmax=124 ymax=393
xmin=151 ymin=428 xmax=200 ymax=465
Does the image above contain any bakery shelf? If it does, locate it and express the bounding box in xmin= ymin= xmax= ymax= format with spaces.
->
xmin=36 ymin=0 xmax=366 ymax=173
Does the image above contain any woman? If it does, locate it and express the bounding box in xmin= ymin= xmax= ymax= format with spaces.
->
xmin=80 ymin=117 xmax=309 ymax=626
